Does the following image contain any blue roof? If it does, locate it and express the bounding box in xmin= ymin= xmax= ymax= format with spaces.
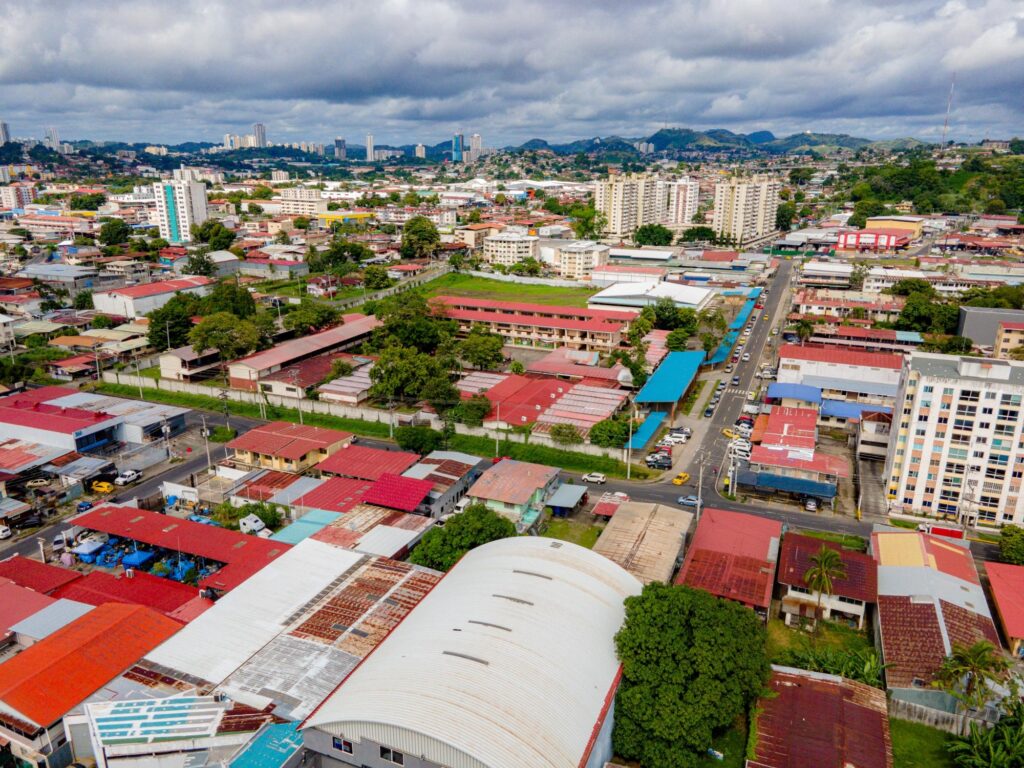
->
xmin=766 ymin=382 xmax=822 ymax=404
xmin=270 ymin=509 xmax=341 ymax=544
xmin=802 ymin=375 xmax=899 ymax=398
xmin=635 ymin=351 xmax=705 ymax=403
xmin=547 ymin=484 xmax=588 ymax=509
xmin=230 ymin=722 xmax=303 ymax=768
xmin=895 ymin=330 xmax=924 ymax=342
xmin=628 ymin=411 xmax=666 ymax=449
xmin=705 ymin=330 xmax=740 ymax=366
xmin=736 ymin=470 xmax=837 ymax=499
xmin=821 ymin=399 xmax=893 ymax=419
xmin=729 ymin=297 xmax=758 ymax=331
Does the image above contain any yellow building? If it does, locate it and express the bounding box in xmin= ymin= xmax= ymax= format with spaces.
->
xmin=865 ymin=216 xmax=924 ymax=238
xmin=226 ymin=421 xmax=353 ymax=473
xmin=994 ymin=321 xmax=1024 ymax=359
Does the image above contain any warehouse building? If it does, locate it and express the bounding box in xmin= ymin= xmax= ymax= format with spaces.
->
xmin=92 ymin=276 xmax=214 ymax=318
xmin=302 ymin=537 xmax=642 ymax=768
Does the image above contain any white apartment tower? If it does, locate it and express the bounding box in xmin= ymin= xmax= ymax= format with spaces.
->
xmin=885 ymin=352 xmax=1024 ymax=527
xmin=414 ymin=144 xmax=426 ymax=159
xmin=253 ymin=123 xmax=267 ymax=148
xmin=0 ymin=122 xmax=10 ymax=145
xmin=593 ymin=173 xmax=659 ymax=238
xmin=659 ymin=178 xmax=700 ymax=227
xmin=711 ymin=175 xmax=781 ymax=245
xmin=365 ymin=134 xmax=374 ymax=162
xmin=153 ymin=179 xmax=209 ymax=244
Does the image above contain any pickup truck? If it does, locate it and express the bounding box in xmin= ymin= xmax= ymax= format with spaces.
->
xmin=114 ymin=469 xmax=142 ymax=486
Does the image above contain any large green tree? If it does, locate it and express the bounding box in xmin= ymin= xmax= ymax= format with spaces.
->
xmin=400 ymin=215 xmax=440 ymax=259
xmin=634 ymin=223 xmax=674 ymax=246
xmin=184 ymin=250 xmax=216 ymax=277
xmin=394 ymin=425 xmax=444 ymax=455
xmin=369 ymin=344 xmax=454 ymax=404
xmin=613 ymin=583 xmax=770 ymax=768
xmin=189 ymin=312 xmax=260 ymax=371
xmin=203 ymin=281 xmax=257 ymax=318
xmin=458 ymin=326 xmax=505 ymax=370
xmin=408 ymin=503 xmax=516 ymax=571
xmin=678 ymin=226 xmax=716 ymax=243
xmin=147 ymin=294 xmax=201 ymax=351
xmin=191 ymin=220 xmax=236 ymax=251
xmin=933 ymin=641 xmax=1011 ymax=714
xmin=372 ymin=293 xmax=456 ymax=354
xmin=283 ymin=298 xmax=340 ymax=334
xmin=1000 ymin=525 xmax=1024 ymax=565
xmin=99 ymin=218 xmax=130 ymax=246
xmin=363 ymin=265 xmax=392 ymax=290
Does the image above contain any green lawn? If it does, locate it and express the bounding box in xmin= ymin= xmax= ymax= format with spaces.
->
xmin=540 ymin=517 xmax=604 ymax=549
xmin=698 ymin=380 xmax=719 ymax=416
xmin=890 ymin=719 xmax=954 ymax=768
xmin=422 ymin=272 xmax=597 ymax=307
xmin=766 ymin=618 xmax=873 ymax=662
xmin=797 ymin=529 xmax=868 ymax=552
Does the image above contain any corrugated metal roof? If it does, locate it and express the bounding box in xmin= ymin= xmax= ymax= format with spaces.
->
xmin=230 ymin=315 xmax=381 ymax=374
xmin=766 ymin=382 xmax=822 ymax=404
xmin=305 ymin=537 xmax=642 ymax=768
xmin=820 ymin=399 xmax=892 ymax=419
xmin=801 ymin=375 xmax=899 ymax=398
xmin=592 ymin=502 xmax=692 ymax=584
xmin=315 ymin=445 xmax=420 ymax=481
xmin=8 ymin=599 xmax=94 ymax=641
xmin=635 ymin=351 xmax=705 ymax=404
xmin=628 ymin=411 xmax=666 ymax=449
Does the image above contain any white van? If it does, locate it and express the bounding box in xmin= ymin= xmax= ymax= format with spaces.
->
xmin=239 ymin=514 xmax=266 ymax=535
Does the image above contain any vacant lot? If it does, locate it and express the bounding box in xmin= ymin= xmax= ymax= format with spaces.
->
xmin=889 ymin=719 xmax=953 ymax=768
xmin=423 ymin=273 xmax=597 ymax=307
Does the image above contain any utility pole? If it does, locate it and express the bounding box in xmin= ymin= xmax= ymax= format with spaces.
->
xmin=200 ymin=414 xmax=212 ymax=472
xmin=291 ymin=369 xmax=304 ymax=425
xmin=626 ymin=412 xmax=633 ymax=480
xmin=696 ymin=450 xmax=705 ymax=522
xmin=165 ymin=320 xmax=171 ymax=351
xmin=133 ymin=351 xmax=145 ymax=400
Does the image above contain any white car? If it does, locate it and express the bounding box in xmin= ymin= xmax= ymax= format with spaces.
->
xmin=771 ymin=328 xmax=779 ymax=335
xmin=582 ymin=472 xmax=607 ymax=484
xmin=742 ymin=353 xmax=751 ymax=362
xmin=0 ymin=525 xmax=11 ymax=540
xmin=114 ymin=469 xmax=141 ymax=486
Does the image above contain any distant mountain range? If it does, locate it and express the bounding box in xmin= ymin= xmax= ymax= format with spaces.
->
xmin=514 ymin=128 xmax=927 ymax=156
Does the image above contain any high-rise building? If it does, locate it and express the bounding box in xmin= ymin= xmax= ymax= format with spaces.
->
xmin=659 ymin=178 xmax=700 ymax=227
xmin=593 ymin=173 xmax=659 ymax=238
xmin=452 ymin=133 xmax=464 ymax=162
xmin=152 ymin=179 xmax=209 ymax=244
xmin=414 ymin=144 xmax=426 ymax=159
xmin=365 ymin=134 xmax=374 ymax=162
xmin=253 ymin=123 xmax=267 ymax=148
xmin=466 ymin=133 xmax=483 ymax=163
xmin=884 ymin=352 xmax=1024 ymax=527
xmin=711 ymin=175 xmax=781 ymax=245
xmin=0 ymin=183 xmax=37 ymax=209
xmin=0 ymin=122 xmax=10 ymax=146
xmin=45 ymin=126 xmax=60 ymax=152
xmin=334 ymin=137 xmax=347 ymax=160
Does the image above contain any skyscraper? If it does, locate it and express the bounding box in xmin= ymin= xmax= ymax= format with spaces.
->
xmin=45 ymin=126 xmax=60 ymax=152
xmin=153 ymin=179 xmax=209 ymax=244
xmin=659 ymin=178 xmax=700 ymax=227
xmin=593 ymin=173 xmax=659 ymax=238
xmin=711 ymin=175 xmax=782 ymax=245
xmin=0 ymin=122 xmax=9 ymax=146
xmin=334 ymin=137 xmax=347 ymax=160
xmin=468 ymin=133 xmax=483 ymax=162
xmin=414 ymin=144 xmax=426 ymax=159
xmin=365 ymin=134 xmax=374 ymax=162
xmin=452 ymin=133 xmax=464 ymax=162
xmin=253 ymin=123 xmax=267 ymax=148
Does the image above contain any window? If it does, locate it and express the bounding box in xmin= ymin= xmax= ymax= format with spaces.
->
xmin=923 ymin=385 xmax=934 ymax=393
xmin=944 ymin=388 xmax=954 ymax=395
xmin=381 ymin=747 xmax=405 ymax=766
xmin=983 ymin=407 xmax=994 ymax=415
xmin=332 ymin=738 xmax=353 ymax=754
xmin=960 ymin=390 xmax=980 ymax=402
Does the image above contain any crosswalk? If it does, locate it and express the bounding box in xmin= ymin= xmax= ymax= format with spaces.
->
xmin=723 ymin=387 xmax=748 ymax=395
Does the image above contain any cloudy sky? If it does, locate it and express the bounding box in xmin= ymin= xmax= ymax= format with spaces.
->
xmin=1 ymin=0 xmax=1021 ymax=147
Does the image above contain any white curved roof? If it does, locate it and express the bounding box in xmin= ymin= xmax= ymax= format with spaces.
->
xmin=304 ymin=536 xmax=642 ymax=768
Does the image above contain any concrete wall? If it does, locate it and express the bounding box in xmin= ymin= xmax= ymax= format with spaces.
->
xmin=888 ymin=696 xmax=991 ymax=736
xmin=463 ymin=269 xmax=589 ymax=288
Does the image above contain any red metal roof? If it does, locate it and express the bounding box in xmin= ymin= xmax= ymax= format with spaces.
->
xmin=234 ymin=470 xmax=300 ymax=502
xmin=103 ymin=276 xmax=213 ymax=299
xmin=0 ymin=555 xmax=82 ymax=594
xmin=0 ymin=578 xmax=56 ymax=633
xmin=293 ymin=477 xmax=372 ymax=514
xmin=760 ymin=407 xmax=818 ymax=451
xmin=776 ymin=534 xmax=876 ymax=602
xmin=0 ymin=388 xmax=118 ymax=435
xmin=230 ymin=314 xmax=381 ymax=374
xmin=702 ymin=250 xmax=739 ymax=262
xmin=779 ymin=343 xmax=904 ymax=370
xmin=444 ymin=307 xmax=626 ymax=334
xmin=999 ymin=322 xmax=1024 ymax=331
xmin=985 ymin=562 xmax=1024 ymax=640
xmin=362 ymin=473 xmax=434 ymax=512
xmin=432 ymin=295 xmax=636 ymax=322
xmin=227 ymin=421 xmax=352 ymax=461
xmin=750 ymin=668 xmax=892 ymax=768
xmin=749 ymin=446 xmax=850 ymax=478
xmin=0 ymin=603 xmax=180 ymax=728
xmin=72 ymin=506 xmax=290 ymax=592
xmin=316 ymin=445 xmax=420 ymax=481
xmin=50 ymin=570 xmax=208 ymax=618
xmin=675 ymin=508 xmax=781 ymax=610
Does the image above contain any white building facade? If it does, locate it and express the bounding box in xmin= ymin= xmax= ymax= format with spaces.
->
xmin=593 ymin=173 xmax=659 ymax=238
xmin=152 ymin=180 xmax=208 ymax=244
xmin=482 ymin=232 xmax=539 ymax=267
xmin=711 ymin=175 xmax=781 ymax=245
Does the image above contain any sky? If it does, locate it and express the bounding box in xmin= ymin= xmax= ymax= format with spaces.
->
xmin=0 ymin=0 xmax=1021 ymax=147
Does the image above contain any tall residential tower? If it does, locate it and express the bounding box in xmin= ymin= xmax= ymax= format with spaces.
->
xmin=153 ymin=179 xmax=209 ymax=244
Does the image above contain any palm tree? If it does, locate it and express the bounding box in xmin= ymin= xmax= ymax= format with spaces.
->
xmin=795 ymin=319 xmax=815 ymax=346
xmin=803 ymin=545 xmax=847 ymax=630
xmin=934 ymin=640 xmax=1010 ymax=715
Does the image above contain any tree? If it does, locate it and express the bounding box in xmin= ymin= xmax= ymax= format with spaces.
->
xmin=191 ymin=220 xmax=236 ymax=251
xmin=999 ymin=525 xmax=1024 ymax=565
xmin=665 ymin=328 xmax=691 ymax=352
xmin=293 ymin=216 xmax=310 ymax=230
xmin=408 ymin=503 xmax=516 ymax=571
xmin=363 ymin=265 xmax=392 ymax=290
xmin=189 ymin=312 xmax=260 ymax=374
xmin=203 ymin=281 xmax=257 ymax=318
xmin=147 ymin=294 xmax=200 ymax=351
xmin=849 ymin=264 xmax=868 ymax=290
xmin=803 ymin=545 xmax=847 ymax=630
xmin=91 ymin=314 xmax=115 ymax=329
xmin=73 ymin=291 xmax=94 ymax=310
xmin=372 ymin=293 xmax=456 ymax=354
xmin=550 ymin=423 xmax=583 ymax=445
xmin=369 ymin=344 xmax=452 ymax=404
xmin=795 ymin=318 xmax=815 ymax=345
xmin=933 ymin=641 xmax=1011 ymax=715
xmin=947 ymin=700 xmax=1024 ymax=768
xmin=394 ymin=425 xmax=444 ymax=455
xmin=184 ymin=250 xmax=216 ymax=277
xmin=453 ymin=394 xmax=491 ymax=426
xmin=323 ymin=358 xmax=354 ymax=384
xmin=569 ymin=204 xmax=606 ymax=239
xmin=890 ymin=278 xmax=935 ymax=298
xmin=1010 ymin=346 xmax=1024 ymax=362
xmin=99 ymin=218 xmax=130 ymax=245
xmin=283 ymin=298 xmax=340 ymax=333
xmin=459 ymin=327 xmax=505 ymax=370
xmin=775 ymin=201 xmax=797 ymax=231
xmin=247 ymin=203 xmax=264 ymax=215
xmin=679 ymin=225 xmax=716 ymax=243
xmin=634 ymin=223 xmax=674 ymax=246
xmin=589 ymin=417 xmax=631 ymax=448
xmin=509 ymin=257 xmax=543 ymax=276
xmin=613 ymin=584 xmax=770 ymax=767
xmin=400 ymin=216 xmax=440 ymax=259
xmin=509 ymin=360 xmax=525 ymax=375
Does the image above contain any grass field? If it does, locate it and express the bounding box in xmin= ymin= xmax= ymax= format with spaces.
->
xmin=766 ymin=618 xmax=873 ymax=662
xmin=541 ymin=517 xmax=604 ymax=549
xmin=890 ymin=719 xmax=953 ymax=768
xmin=797 ymin=528 xmax=868 ymax=552
xmin=422 ymin=272 xmax=598 ymax=307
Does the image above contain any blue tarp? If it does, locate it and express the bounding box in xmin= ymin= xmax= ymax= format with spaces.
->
xmin=766 ymin=383 xmax=823 ymax=405
xmin=821 ymin=399 xmax=893 ymax=420
xmin=628 ymin=411 xmax=666 ymax=449
xmin=271 ymin=509 xmax=342 ymax=544
xmin=737 ymin=470 xmax=837 ymax=499
xmin=122 ymin=550 xmax=155 ymax=569
xmin=635 ymin=351 xmax=706 ymax=404
xmin=72 ymin=539 xmax=105 ymax=556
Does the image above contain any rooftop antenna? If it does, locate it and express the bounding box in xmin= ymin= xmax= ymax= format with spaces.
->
xmin=941 ymin=72 xmax=956 ymax=147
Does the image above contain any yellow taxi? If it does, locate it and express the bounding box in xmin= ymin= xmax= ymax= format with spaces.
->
xmin=671 ymin=472 xmax=691 ymax=486
xmin=721 ymin=428 xmax=739 ymax=440
xmin=91 ymin=481 xmax=114 ymax=494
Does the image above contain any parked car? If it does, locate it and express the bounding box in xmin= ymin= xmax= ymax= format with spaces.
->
xmin=76 ymin=500 xmax=93 ymax=513
xmin=114 ymin=469 xmax=141 ymax=486
xmin=91 ymin=481 xmax=114 ymax=494
xmin=805 ymin=499 xmax=818 ymax=512
xmin=239 ymin=513 xmax=266 ymax=535
xmin=724 ymin=364 xmax=734 ymax=373
xmin=731 ymin=376 xmax=741 ymax=385
xmin=582 ymin=472 xmax=607 ymax=484
xmin=748 ymin=390 xmax=759 ymax=401
xmin=52 ymin=533 xmax=68 ymax=552
xmin=771 ymin=328 xmax=779 ymax=335
xmin=703 ymin=407 xmax=715 ymax=418
xmin=671 ymin=472 xmax=691 ymax=486
xmin=0 ymin=525 xmax=10 ymax=540
xmin=26 ymin=478 xmax=50 ymax=488
xmin=721 ymin=428 xmax=739 ymax=439
xmin=12 ymin=514 xmax=43 ymax=530
xmin=678 ymin=495 xmax=701 ymax=507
